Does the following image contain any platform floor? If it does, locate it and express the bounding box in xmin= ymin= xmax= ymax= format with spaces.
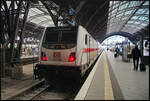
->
xmin=107 ymin=51 xmax=149 ymax=100
xmin=75 ymin=50 xmax=149 ymax=100
xmin=1 ymin=63 xmax=40 ymax=100
xmin=20 ymin=55 xmax=38 ymax=59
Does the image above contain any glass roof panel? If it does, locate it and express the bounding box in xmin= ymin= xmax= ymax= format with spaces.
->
xmin=109 ymin=1 xmax=113 ymax=7
xmin=119 ymin=1 xmax=124 ymax=5
xmin=27 ymin=8 xmax=45 ymax=20
xmin=30 ymin=15 xmax=54 ymax=27
xmin=136 ymin=8 xmax=147 ymax=14
xmin=113 ymin=1 xmax=119 ymax=5
xmin=116 ymin=12 xmax=124 ymax=18
xmin=131 ymin=16 xmax=139 ymax=20
xmin=38 ymin=17 xmax=48 ymax=21
xmin=28 ymin=10 xmax=38 ymax=17
xmin=128 ymin=1 xmax=138 ymax=7
xmin=27 ymin=1 xmax=54 ymax=27
xmin=113 ymin=2 xmax=119 ymax=9
xmin=145 ymin=10 xmax=149 ymax=14
xmin=139 ymin=16 xmax=148 ymax=21
xmin=145 ymin=18 xmax=149 ymax=22
xmin=107 ymin=1 xmax=149 ymax=35
xmin=121 ymin=16 xmax=127 ymax=20
xmin=143 ymin=1 xmax=149 ymax=5
xmin=41 ymin=22 xmax=55 ymax=27
xmin=127 ymin=21 xmax=134 ymax=24
xmin=141 ymin=23 xmax=147 ymax=26
xmin=124 ymin=10 xmax=134 ymax=15
xmin=30 ymin=18 xmax=44 ymax=24
xmin=119 ymin=3 xmax=128 ymax=10
xmin=134 ymin=21 xmax=141 ymax=25
xmin=112 ymin=8 xmax=117 ymax=14
xmin=30 ymin=8 xmax=44 ymax=14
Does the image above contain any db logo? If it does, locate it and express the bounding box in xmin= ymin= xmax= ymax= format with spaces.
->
xmin=53 ymin=52 xmax=60 ymax=57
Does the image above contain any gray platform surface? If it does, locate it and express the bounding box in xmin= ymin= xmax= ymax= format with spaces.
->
xmin=76 ymin=50 xmax=149 ymax=100
xmin=84 ymin=52 xmax=105 ymax=100
xmin=1 ymin=64 xmax=40 ymax=100
xmin=107 ymin=51 xmax=149 ymax=100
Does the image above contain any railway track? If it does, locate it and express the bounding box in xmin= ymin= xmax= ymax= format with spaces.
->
xmin=10 ymin=78 xmax=80 ymax=100
xmin=30 ymin=86 xmax=74 ymax=100
xmin=30 ymin=76 xmax=83 ymax=100
xmin=8 ymin=80 xmax=45 ymax=100
xmin=10 ymin=54 xmax=101 ymax=100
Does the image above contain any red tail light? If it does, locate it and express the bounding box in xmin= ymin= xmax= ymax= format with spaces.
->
xmin=42 ymin=56 xmax=47 ymax=61
xmin=68 ymin=52 xmax=76 ymax=62
xmin=41 ymin=52 xmax=47 ymax=61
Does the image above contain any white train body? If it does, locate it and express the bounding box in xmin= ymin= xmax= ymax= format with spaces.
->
xmin=34 ymin=25 xmax=103 ymax=80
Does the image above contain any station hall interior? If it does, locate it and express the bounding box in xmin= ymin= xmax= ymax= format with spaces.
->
xmin=0 ymin=0 xmax=149 ymax=100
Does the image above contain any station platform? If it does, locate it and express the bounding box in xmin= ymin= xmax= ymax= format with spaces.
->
xmin=20 ymin=55 xmax=38 ymax=59
xmin=1 ymin=64 xmax=40 ymax=100
xmin=75 ymin=50 xmax=149 ymax=100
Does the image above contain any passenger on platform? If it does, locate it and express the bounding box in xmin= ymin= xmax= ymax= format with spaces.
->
xmin=131 ymin=45 xmax=141 ymax=70
xmin=35 ymin=47 xmax=39 ymax=55
xmin=115 ymin=47 xmax=120 ymax=57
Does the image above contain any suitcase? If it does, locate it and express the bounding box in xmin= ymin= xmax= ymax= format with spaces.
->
xmin=114 ymin=53 xmax=117 ymax=58
xmin=140 ymin=62 xmax=146 ymax=71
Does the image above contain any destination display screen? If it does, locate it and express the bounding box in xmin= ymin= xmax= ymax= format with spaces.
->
xmin=143 ymin=39 xmax=149 ymax=56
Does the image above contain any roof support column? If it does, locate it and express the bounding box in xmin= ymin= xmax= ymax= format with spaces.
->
xmin=17 ymin=1 xmax=31 ymax=60
xmin=1 ymin=0 xmax=31 ymax=78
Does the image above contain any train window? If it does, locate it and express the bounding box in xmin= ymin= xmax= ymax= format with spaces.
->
xmin=60 ymin=30 xmax=77 ymax=44
xmin=85 ymin=35 xmax=87 ymax=45
xmin=44 ymin=29 xmax=59 ymax=44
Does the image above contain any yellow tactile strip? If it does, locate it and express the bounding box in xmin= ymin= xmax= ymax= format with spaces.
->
xmin=75 ymin=51 xmax=114 ymax=100
xmin=104 ymin=52 xmax=114 ymax=100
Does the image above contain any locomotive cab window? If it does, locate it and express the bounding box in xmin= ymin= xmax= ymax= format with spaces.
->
xmin=60 ymin=30 xmax=77 ymax=44
xmin=44 ymin=29 xmax=59 ymax=44
xmin=42 ymin=27 xmax=78 ymax=49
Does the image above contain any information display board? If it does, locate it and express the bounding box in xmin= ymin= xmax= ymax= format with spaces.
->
xmin=143 ymin=39 xmax=149 ymax=56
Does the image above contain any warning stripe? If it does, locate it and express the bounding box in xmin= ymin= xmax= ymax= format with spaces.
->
xmin=104 ymin=52 xmax=114 ymax=100
xmin=83 ymin=48 xmax=99 ymax=53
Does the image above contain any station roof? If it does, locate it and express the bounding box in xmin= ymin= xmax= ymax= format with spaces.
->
xmin=5 ymin=0 xmax=149 ymax=43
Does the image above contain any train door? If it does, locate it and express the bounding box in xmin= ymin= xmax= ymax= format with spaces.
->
xmin=85 ymin=34 xmax=90 ymax=65
xmin=87 ymin=35 xmax=90 ymax=65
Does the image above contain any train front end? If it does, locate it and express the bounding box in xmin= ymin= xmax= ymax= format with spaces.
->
xmin=34 ymin=26 xmax=80 ymax=81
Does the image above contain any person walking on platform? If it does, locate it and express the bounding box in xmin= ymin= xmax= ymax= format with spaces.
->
xmin=115 ymin=47 xmax=120 ymax=57
xmin=131 ymin=45 xmax=141 ymax=70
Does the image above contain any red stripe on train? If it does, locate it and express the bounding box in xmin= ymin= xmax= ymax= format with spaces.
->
xmin=83 ymin=48 xmax=99 ymax=53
